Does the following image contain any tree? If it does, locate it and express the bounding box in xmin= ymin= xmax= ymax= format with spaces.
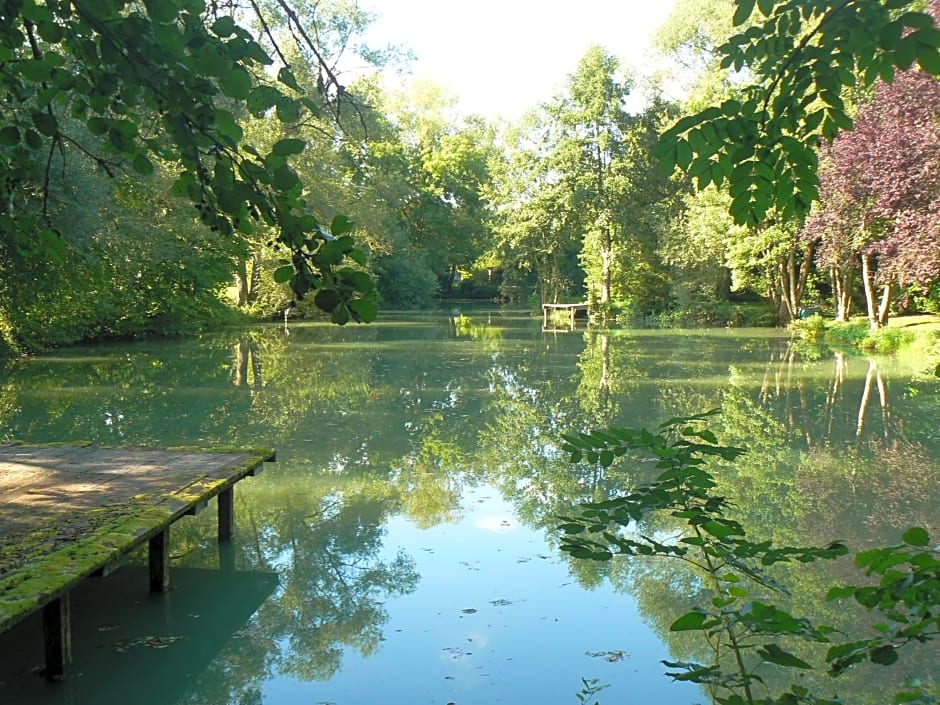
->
xmin=661 ymin=186 xmax=740 ymax=306
xmin=488 ymin=112 xmax=584 ymax=304
xmin=529 ymin=47 xmax=679 ymax=315
xmin=652 ymin=0 xmax=739 ymax=112
xmin=804 ymin=65 xmax=940 ymax=329
xmin=553 ymin=46 xmax=632 ymax=307
xmin=0 ymin=0 xmax=377 ymax=330
xmin=655 ymin=0 xmax=940 ymax=228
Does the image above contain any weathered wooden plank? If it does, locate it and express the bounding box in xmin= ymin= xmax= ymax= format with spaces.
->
xmin=0 ymin=443 xmax=276 ymax=678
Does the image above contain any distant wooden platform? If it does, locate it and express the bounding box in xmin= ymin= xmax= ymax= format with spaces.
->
xmin=542 ymin=302 xmax=589 ymax=328
xmin=0 ymin=442 xmax=275 ymax=679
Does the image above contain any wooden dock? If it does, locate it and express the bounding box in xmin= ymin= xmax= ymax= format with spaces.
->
xmin=0 ymin=442 xmax=275 ymax=679
xmin=542 ymin=302 xmax=589 ymax=328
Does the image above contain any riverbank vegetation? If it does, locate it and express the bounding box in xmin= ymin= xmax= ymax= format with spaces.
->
xmin=4 ymin=1 xmax=940 ymax=358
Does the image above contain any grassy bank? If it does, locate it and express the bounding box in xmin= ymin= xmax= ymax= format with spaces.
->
xmin=793 ymin=313 xmax=940 ymax=368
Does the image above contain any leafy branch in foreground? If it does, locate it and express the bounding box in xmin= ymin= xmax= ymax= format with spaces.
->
xmin=654 ymin=0 xmax=940 ymax=227
xmin=558 ymin=411 xmax=938 ymax=705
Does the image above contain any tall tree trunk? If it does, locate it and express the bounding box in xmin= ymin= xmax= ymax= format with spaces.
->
xmin=539 ymin=254 xmax=549 ymax=306
xmin=877 ymin=279 xmax=892 ymax=328
xmin=775 ymin=240 xmax=815 ymax=322
xmin=234 ymin=340 xmax=249 ymax=386
xmin=861 ymin=253 xmax=891 ymax=330
xmin=235 ymin=260 xmax=250 ymax=307
xmin=600 ymin=225 xmax=612 ymax=304
xmin=248 ymin=252 xmax=262 ymax=304
xmin=856 ymin=360 xmax=889 ymax=440
xmin=766 ymin=263 xmax=785 ymax=324
xmin=715 ymin=267 xmax=732 ymax=302
xmin=831 ymin=265 xmax=854 ymax=321
xmin=598 ymin=333 xmax=611 ymax=416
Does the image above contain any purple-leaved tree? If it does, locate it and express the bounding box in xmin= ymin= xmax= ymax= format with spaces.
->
xmin=803 ymin=23 xmax=940 ymax=329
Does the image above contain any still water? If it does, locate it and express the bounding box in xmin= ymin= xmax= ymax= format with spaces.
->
xmin=0 ymin=309 xmax=937 ymax=705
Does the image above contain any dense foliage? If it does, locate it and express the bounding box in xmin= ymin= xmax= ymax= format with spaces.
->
xmin=4 ymin=0 xmax=940 ymax=354
xmin=804 ymin=67 xmax=940 ymax=328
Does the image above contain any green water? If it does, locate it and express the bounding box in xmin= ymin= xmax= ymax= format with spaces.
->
xmin=0 ymin=309 xmax=937 ymax=704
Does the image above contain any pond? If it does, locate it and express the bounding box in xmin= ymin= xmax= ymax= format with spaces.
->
xmin=0 ymin=308 xmax=937 ymax=705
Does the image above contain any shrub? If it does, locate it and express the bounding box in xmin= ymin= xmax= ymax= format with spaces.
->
xmin=791 ymin=313 xmax=827 ymax=341
xmin=824 ymin=319 xmax=870 ymax=347
xmin=862 ymin=326 xmax=916 ymax=353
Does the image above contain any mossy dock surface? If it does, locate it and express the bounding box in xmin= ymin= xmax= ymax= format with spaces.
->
xmin=0 ymin=442 xmax=274 ymax=677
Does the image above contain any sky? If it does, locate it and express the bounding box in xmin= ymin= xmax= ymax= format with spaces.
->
xmin=359 ymin=0 xmax=678 ymax=120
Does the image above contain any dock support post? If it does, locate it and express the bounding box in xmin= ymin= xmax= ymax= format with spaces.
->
xmin=42 ymin=594 xmax=71 ymax=680
xmin=149 ymin=527 xmax=170 ymax=593
xmin=218 ymin=487 xmax=235 ymax=542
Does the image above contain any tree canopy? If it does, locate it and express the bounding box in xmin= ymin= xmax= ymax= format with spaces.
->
xmin=655 ymin=0 xmax=940 ymax=227
xmin=0 ymin=0 xmax=376 ymax=324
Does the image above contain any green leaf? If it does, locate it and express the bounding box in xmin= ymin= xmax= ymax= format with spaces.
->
xmin=144 ymin=0 xmax=178 ymax=23
xmin=37 ymin=20 xmax=64 ymax=43
xmin=219 ymin=67 xmax=252 ymax=100
xmin=670 ymin=610 xmax=714 ymax=632
xmin=902 ymin=527 xmax=929 ymax=546
xmin=86 ymin=117 xmax=109 ymax=135
xmin=273 ymin=165 xmax=300 ymax=191
xmin=243 ymin=40 xmax=272 ymax=66
xmin=132 ymin=153 xmax=154 ymax=175
xmin=0 ymin=125 xmax=19 ymax=146
xmin=702 ymin=520 xmax=741 ymax=539
xmin=347 ymin=248 xmax=367 ymax=266
xmin=211 ymin=16 xmax=237 ymax=37
xmin=350 ymin=297 xmax=378 ymax=323
xmin=826 ymin=586 xmax=856 ymax=600
xmin=31 ymin=111 xmax=58 ymax=137
xmin=214 ymin=109 xmax=243 ymax=144
xmin=277 ymin=66 xmax=301 ymax=91
xmin=276 ymin=97 xmax=301 ymax=123
xmin=247 ymin=85 xmax=281 ymax=116
xmin=344 ymin=270 xmax=373 ymax=292
xmin=273 ymin=265 xmax=294 ymax=283
xmin=272 ymin=138 xmax=306 ymax=156
xmin=918 ymin=47 xmax=940 ymax=74
xmin=758 ymin=643 xmax=812 ymax=669
xmin=733 ymin=0 xmax=756 ymax=26
xmin=330 ymin=214 xmax=354 ymax=236
xmin=315 ymin=288 xmax=341 ymax=312
xmin=331 ymin=304 xmax=351 ymax=325
xmin=870 ymin=645 xmax=898 ymax=666
xmin=20 ymin=58 xmax=54 ymax=82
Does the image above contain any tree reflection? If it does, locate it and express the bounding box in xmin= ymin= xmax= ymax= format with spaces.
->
xmin=232 ymin=337 xmax=263 ymax=391
xmin=856 ymin=358 xmax=890 ymax=439
xmin=171 ymin=471 xmax=419 ymax=704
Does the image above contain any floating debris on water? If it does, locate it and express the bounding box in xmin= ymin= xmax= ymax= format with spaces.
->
xmin=586 ymin=649 xmax=628 ymax=662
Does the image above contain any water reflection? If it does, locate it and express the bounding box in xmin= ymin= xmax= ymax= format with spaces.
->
xmin=0 ymin=311 xmax=937 ymax=704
